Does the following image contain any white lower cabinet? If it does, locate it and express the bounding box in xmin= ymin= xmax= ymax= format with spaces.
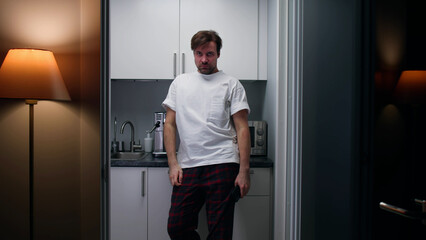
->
xmin=110 ymin=167 xmax=149 ymax=240
xmin=110 ymin=167 xmax=172 ymax=240
xmin=147 ymin=168 xmax=173 ymax=240
xmin=197 ymin=168 xmax=272 ymax=240
xmin=110 ymin=167 xmax=272 ymax=240
xmin=233 ymin=196 xmax=271 ymax=240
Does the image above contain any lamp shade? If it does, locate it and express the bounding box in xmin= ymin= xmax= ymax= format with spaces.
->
xmin=0 ymin=48 xmax=70 ymax=100
xmin=393 ymin=70 xmax=426 ymax=104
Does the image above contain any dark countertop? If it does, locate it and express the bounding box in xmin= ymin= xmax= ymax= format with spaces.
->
xmin=110 ymin=152 xmax=273 ymax=168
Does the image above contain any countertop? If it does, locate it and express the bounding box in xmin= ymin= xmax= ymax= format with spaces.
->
xmin=110 ymin=152 xmax=273 ymax=168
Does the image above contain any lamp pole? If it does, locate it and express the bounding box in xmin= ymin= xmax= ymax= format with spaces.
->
xmin=26 ymin=99 xmax=37 ymax=240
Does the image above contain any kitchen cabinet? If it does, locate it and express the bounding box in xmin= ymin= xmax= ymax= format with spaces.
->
xmin=110 ymin=0 xmax=267 ymax=80
xmin=110 ymin=0 xmax=179 ymax=80
xmin=110 ymin=167 xmax=148 ymax=240
xmin=147 ymin=168 xmax=172 ymax=240
xmin=110 ymin=166 xmax=272 ymax=240
xmin=233 ymin=197 xmax=271 ymax=239
xmin=233 ymin=168 xmax=272 ymax=240
xmin=110 ymin=167 xmax=172 ymax=240
xmin=198 ymin=167 xmax=273 ymax=240
xmin=179 ymin=0 xmax=267 ymax=80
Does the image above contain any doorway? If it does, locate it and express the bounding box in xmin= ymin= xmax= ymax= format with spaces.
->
xmin=299 ymin=0 xmax=425 ymax=239
xmin=370 ymin=0 xmax=426 ymax=238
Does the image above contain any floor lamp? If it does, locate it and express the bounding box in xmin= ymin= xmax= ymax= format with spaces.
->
xmin=0 ymin=49 xmax=70 ymax=239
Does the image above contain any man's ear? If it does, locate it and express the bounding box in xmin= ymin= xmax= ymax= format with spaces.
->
xmin=217 ymin=52 xmax=220 ymax=58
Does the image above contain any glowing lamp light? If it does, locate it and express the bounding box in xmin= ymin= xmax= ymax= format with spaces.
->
xmin=394 ymin=70 xmax=426 ymax=104
xmin=0 ymin=48 xmax=70 ymax=100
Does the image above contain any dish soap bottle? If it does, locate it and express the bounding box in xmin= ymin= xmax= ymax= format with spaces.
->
xmin=144 ymin=131 xmax=153 ymax=153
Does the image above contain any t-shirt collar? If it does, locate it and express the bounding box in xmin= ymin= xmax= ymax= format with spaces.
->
xmin=197 ymin=70 xmax=223 ymax=80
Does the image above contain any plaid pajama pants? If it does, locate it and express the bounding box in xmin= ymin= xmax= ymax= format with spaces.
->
xmin=167 ymin=163 xmax=239 ymax=240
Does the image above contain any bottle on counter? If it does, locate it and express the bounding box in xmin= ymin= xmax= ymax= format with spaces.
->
xmin=111 ymin=141 xmax=119 ymax=153
xmin=144 ymin=131 xmax=153 ymax=153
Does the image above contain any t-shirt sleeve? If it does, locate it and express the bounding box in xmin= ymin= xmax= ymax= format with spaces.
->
xmin=230 ymin=81 xmax=250 ymax=115
xmin=162 ymin=80 xmax=177 ymax=111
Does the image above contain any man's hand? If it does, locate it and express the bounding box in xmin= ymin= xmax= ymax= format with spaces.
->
xmin=234 ymin=170 xmax=250 ymax=198
xmin=169 ymin=163 xmax=183 ymax=186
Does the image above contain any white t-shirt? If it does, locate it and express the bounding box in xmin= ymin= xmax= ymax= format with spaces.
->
xmin=162 ymin=71 xmax=250 ymax=169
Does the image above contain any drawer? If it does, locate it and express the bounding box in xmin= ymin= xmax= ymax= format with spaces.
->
xmin=247 ymin=168 xmax=271 ymax=196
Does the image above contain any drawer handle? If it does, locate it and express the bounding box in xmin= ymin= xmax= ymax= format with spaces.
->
xmin=173 ymin=52 xmax=177 ymax=78
xmin=181 ymin=53 xmax=185 ymax=74
xmin=141 ymin=171 xmax=146 ymax=197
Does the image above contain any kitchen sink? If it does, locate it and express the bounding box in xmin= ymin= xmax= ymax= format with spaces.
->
xmin=111 ymin=151 xmax=148 ymax=160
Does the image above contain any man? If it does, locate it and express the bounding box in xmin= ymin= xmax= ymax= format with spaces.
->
xmin=162 ymin=30 xmax=251 ymax=240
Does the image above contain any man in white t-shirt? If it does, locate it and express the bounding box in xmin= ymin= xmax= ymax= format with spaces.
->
xmin=163 ymin=30 xmax=251 ymax=240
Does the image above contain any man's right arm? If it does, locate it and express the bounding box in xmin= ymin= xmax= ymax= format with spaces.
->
xmin=163 ymin=107 xmax=182 ymax=186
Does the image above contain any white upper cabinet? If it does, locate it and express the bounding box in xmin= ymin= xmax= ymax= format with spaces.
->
xmin=110 ymin=0 xmax=179 ymax=79
xmin=110 ymin=0 xmax=267 ymax=80
xmin=180 ymin=0 xmax=265 ymax=80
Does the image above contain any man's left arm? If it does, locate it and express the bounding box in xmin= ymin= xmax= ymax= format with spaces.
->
xmin=232 ymin=109 xmax=251 ymax=198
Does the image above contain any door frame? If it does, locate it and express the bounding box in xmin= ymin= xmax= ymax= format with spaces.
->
xmin=281 ymin=0 xmax=372 ymax=239
xmin=101 ymin=0 xmax=110 ymax=239
xmin=100 ymin=0 xmax=306 ymax=239
xmin=275 ymin=0 xmax=304 ymax=239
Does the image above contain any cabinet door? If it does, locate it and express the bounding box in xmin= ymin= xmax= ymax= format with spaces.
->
xmin=233 ymin=168 xmax=271 ymax=240
xmin=180 ymin=0 xmax=259 ymax=80
xmin=248 ymin=167 xmax=271 ymax=196
xmin=233 ymin=196 xmax=271 ymax=240
xmin=147 ymin=168 xmax=173 ymax=240
xmin=197 ymin=168 xmax=272 ymax=239
xmin=110 ymin=0 xmax=179 ymax=79
xmin=110 ymin=167 xmax=148 ymax=240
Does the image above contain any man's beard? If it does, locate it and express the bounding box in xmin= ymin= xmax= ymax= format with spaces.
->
xmin=197 ymin=65 xmax=217 ymax=75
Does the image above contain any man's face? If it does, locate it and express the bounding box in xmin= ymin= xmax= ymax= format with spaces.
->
xmin=193 ymin=41 xmax=220 ymax=75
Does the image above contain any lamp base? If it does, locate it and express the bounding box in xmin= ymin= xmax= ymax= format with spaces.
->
xmin=25 ymin=100 xmax=36 ymax=240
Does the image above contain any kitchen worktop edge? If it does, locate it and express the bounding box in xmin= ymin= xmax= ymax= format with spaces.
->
xmin=110 ymin=155 xmax=273 ymax=168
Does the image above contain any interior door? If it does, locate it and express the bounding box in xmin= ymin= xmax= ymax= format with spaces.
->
xmin=371 ymin=0 xmax=426 ymax=238
xmin=300 ymin=0 xmax=425 ymax=239
xmin=373 ymin=79 xmax=426 ymax=239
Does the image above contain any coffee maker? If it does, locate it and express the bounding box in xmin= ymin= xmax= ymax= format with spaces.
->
xmin=153 ymin=112 xmax=167 ymax=157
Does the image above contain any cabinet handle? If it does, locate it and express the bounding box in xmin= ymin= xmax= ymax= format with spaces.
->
xmin=181 ymin=53 xmax=185 ymax=74
xmin=173 ymin=53 xmax=177 ymax=78
xmin=141 ymin=171 xmax=146 ymax=197
xmin=250 ymin=170 xmax=255 ymax=174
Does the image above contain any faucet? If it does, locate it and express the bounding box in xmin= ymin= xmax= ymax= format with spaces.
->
xmin=120 ymin=121 xmax=141 ymax=152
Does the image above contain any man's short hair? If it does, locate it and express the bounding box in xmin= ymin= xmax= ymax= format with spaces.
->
xmin=191 ymin=30 xmax=222 ymax=54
